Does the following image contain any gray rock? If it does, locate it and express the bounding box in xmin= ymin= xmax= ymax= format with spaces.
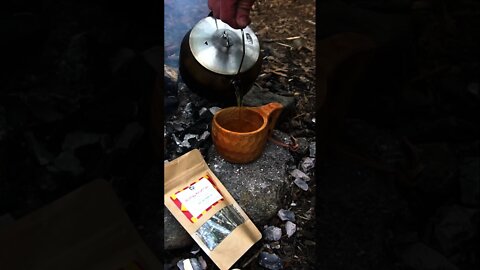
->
xmin=263 ymin=226 xmax=282 ymax=241
xmin=459 ymin=158 xmax=480 ymax=206
xmin=300 ymin=157 xmax=315 ymax=174
xmin=164 ymin=133 xmax=292 ymax=249
xmin=164 ymin=209 xmax=194 ymax=250
xmin=198 ymin=107 xmax=210 ymax=119
xmin=309 ymin=141 xmax=316 ymax=157
xmin=209 ymin=106 xmax=221 ymax=115
xmin=198 ymin=256 xmax=207 ymax=270
xmin=434 ymin=205 xmax=478 ymax=254
xmin=242 ymin=84 xmax=295 ymax=111
xmin=277 ymin=209 xmax=295 ymax=222
xmin=290 ymin=168 xmax=310 ymax=181
xmin=177 ymin=258 xmax=203 ymax=270
xmin=206 ymin=139 xmax=292 ymax=226
xmin=399 ymin=242 xmax=458 ymax=270
xmin=285 ymin=221 xmax=296 ymax=237
xmin=258 ymin=252 xmax=283 ymax=270
xmin=293 ymin=178 xmax=309 ymax=191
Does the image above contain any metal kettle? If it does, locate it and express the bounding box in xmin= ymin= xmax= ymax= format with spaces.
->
xmin=179 ymin=15 xmax=262 ymax=104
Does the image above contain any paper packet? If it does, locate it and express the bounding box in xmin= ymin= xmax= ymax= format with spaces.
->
xmin=164 ymin=149 xmax=262 ymax=270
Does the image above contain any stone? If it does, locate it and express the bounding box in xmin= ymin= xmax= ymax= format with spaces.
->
xmin=399 ymin=242 xmax=458 ymax=270
xmin=293 ymin=178 xmax=309 ymax=191
xmin=242 ymin=84 xmax=295 ymax=112
xmin=277 ymin=209 xmax=295 ymax=222
xmin=300 ymin=157 xmax=315 ymax=174
xmin=309 ymin=141 xmax=316 ymax=157
xmin=177 ymin=258 xmax=203 ymax=270
xmin=164 ymin=131 xmax=293 ymax=249
xmin=209 ymin=106 xmax=221 ymax=115
xmin=285 ymin=221 xmax=296 ymax=237
xmin=207 ymin=137 xmax=292 ymax=225
xmin=258 ymin=252 xmax=283 ymax=270
xmin=263 ymin=226 xmax=282 ymax=241
xmin=290 ymin=168 xmax=310 ymax=181
xmin=164 ymin=209 xmax=194 ymax=250
xmin=198 ymin=256 xmax=207 ymax=270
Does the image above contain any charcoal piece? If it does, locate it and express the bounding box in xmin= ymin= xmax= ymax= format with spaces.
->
xmin=165 ymin=96 xmax=178 ymax=114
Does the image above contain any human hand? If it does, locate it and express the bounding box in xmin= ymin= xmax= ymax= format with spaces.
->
xmin=208 ymin=0 xmax=255 ymax=29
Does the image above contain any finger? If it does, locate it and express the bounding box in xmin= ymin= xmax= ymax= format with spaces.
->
xmin=236 ymin=0 xmax=254 ymax=28
xmin=208 ymin=0 xmax=220 ymax=18
xmin=219 ymin=0 xmax=240 ymax=29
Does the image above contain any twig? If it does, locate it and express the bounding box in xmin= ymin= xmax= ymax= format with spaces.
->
xmin=275 ymin=42 xmax=294 ymax=49
xmin=269 ymin=70 xmax=288 ymax=77
xmin=292 ymin=113 xmax=306 ymax=120
xmin=305 ymin=19 xmax=315 ymax=26
xmin=285 ymin=36 xmax=302 ymax=40
xmin=263 ymin=36 xmax=302 ymax=43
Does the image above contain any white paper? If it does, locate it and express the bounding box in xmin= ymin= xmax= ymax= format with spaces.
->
xmin=176 ymin=177 xmax=223 ymax=218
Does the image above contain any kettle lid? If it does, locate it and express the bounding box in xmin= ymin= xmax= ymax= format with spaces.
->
xmin=189 ymin=17 xmax=260 ymax=75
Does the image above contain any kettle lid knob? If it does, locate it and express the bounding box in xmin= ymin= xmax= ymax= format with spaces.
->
xmin=188 ymin=17 xmax=260 ymax=75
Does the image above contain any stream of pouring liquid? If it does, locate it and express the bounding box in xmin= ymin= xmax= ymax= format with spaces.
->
xmin=235 ymin=85 xmax=244 ymax=130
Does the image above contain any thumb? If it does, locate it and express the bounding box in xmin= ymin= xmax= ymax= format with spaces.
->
xmin=236 ymin=0 xmax=254 ymax=28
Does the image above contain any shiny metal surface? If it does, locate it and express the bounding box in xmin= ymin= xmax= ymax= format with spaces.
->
xmin=189 ymin=17 xmax=260 ymax=75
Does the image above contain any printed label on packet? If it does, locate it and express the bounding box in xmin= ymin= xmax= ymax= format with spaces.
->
xmin=171 ymin=176 xmax=224 ymax=222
